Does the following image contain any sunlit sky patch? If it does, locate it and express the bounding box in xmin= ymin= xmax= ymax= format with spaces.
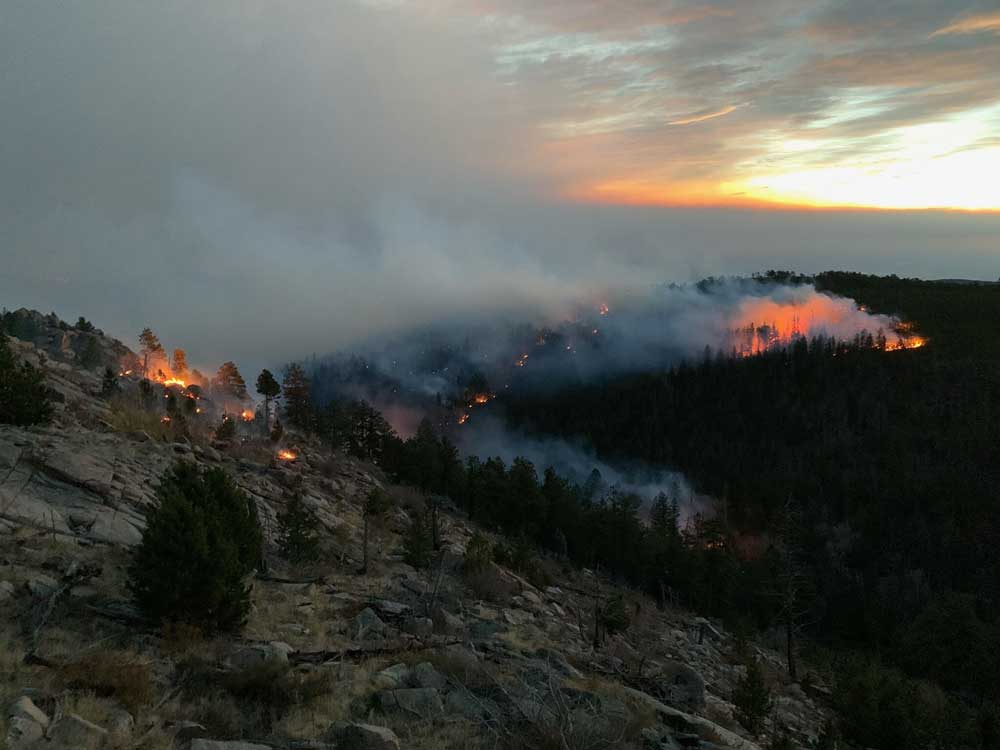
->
xmin=429 ymin=0 xmax=1000 ymax=211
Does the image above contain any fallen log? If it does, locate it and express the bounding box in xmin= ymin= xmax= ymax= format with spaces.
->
xmin=290 ymin=636 xmax=462 ymax=665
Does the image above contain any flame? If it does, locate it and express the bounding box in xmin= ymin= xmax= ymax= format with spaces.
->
xmin=473 ymin=394 xmax=491 ymax=405
xmin=515 ymin=353 xmax=529 ymax=367
xmin=726 ymin=293 xmax=926 ymax=357
xmin=277 ymin=449 xmax=297 ymax=461
xmin=599 ymin=303 xmax=609 ymax=316
xmin=161 ymin=377 xmax=186 ymax=388
xmin=160 ymin=416 xmax=171 ymax=424
xmin=457 ymin=413 xmax=469 ymax=425
xmin=240 ymin=409 xmax=255 ymax=422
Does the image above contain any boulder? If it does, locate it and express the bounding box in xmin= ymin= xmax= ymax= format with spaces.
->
xmin=400 ymin=616 xmax=434 ymax=638
xmin=0 ymin=580 xmax=15 ymax=601
xmin=370 ymin=600 xmax=411 ymax=617
xmin=106 ymin=708 xmax=134 ymax=740
xmin=351 ymin=608 xmax=386 ymax=640
xmin=431 ymin=607 xmax=465 ymax=636
xmin=9 ymin=697 xmax=49 ymax=729
xmin=327 ymin=722 xmax=400 ymax=750
xmin=6 ymin=715 xmax=45 ymax=750
xmin=657 ymin=661 xmax=705 ymax=711
xmin=376 ymin=688 xmax=443 ymax=718
xmin=47 ymin=714 xmax=108 ymax=749
xmin=444 ymin=690 xmax=501 ymax=721
xmin=228 ymin=641 xmax=292 ymax=670
xmin=373 ymin=663 xmax=411 ymax=690
xmin=24 ymin=574 xmax=59 ymax=597
xmin=189 ymin=741 xmax=273 ymax=750
xmin=412 ymin=662 xmax=447 ymax=689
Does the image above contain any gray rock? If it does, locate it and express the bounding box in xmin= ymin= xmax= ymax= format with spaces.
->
xmin=352 ymin=607 xmax=386 ymax=640
xmin=370 ymin=599 xmax=411 ymax=617
xmin=189 ymin=741 xmax=273 ymax=750
xmin=6 ymin=715 xmax=45 ymax=750
xmin=373 ymin=663 xmax=411 ymax=690
xmin=326 ymin=722 xmax=400 ymax=750
xmin=0 ymin=580 xmax=17 ymax=601
xmin=47 ymin=714 xmax=108 ymax=749
xmin=106 ymin=708 xmax=134 ymax=739
xmin=401 ymin=616 xmax=434 ymax=638
xmin=657 ymin=660 xmax=706 ymax=711
xmin=228 ymin=641 xmax=292 ymax=670
xmin=376 ymin=688 xmax=443 ymax=718
xmin=432 ymin=607 xmax=465 ymax=635
xmin=9 ymin=696 xmax=49 ymax=729
xmin=412 ymin=662 xmax=447 ymax=689
xmin=444 ymin=690 xmax=501 ymax=721
xmin=24 ymin=574 xmax=59 ymax=597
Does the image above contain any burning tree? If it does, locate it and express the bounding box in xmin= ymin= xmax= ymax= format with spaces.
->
xmin=172 ymin=348 xmax=189 ymax=378
xmin=255 ymin=369 xmax=281 ymax=429
xmin=138 ymin=327 xmax=164 ymax=379
xmin=214 ymin=361 xmax=248 ymax=400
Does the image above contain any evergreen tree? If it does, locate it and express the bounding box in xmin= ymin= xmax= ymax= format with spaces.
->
xmin=100 ymin=366 xmax=119 ymax=398
xmin=255 ymin=369 xmax=281 ymax=429
xmin=276 ymin=494 xmax=320 ymax=564
xmin=79 ymin=336 xmax=102 ymax=369
xmin=75 ymin=316 xmax=95 ymax=333
xmin=172 ymin=348 xmax=189 ymax=377
xmin=128 ymin=462 xmax=262 ymax=632
xmin=0 ymin=335 xmax=53 ymax=426
xmin=733 ymin=658 xmax=772 ymax=736
xmin=214 ymin=361 xmax=248 ymax=399
xmin=361 ymin=488 xmax=392 ymax=574
xmin=215 ymin=415 xmax=236 ymax=441
xmin=282 ymin=363 xmax=312 ymax=430
xmin=138 ymin=328 xmax=163 ymax=379
xmin=402 ymin=509 xmax=434 ymax=569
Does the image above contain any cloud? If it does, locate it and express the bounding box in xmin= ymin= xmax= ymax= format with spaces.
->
xmin=932 ymin=10 xmax=1000 ymax=37
xmin=670 ymin=104 xmax=741 ymax=126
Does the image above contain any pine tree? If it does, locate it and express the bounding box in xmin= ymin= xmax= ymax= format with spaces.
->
xmin=138 ymin=328 xmax=163 ymax=379
xmin=0 ymin=335 xmax=53 ymax=426
xmin=128 ymin=462 xmax=262 ymax=632
xmin=255 ymin=369 xmax=281 ymax=429
xmin=79 ymin=336 xmax=102 ymax=369
xmin=403 ymin=509 xmax=434 ymax=569
xmin=276 ymin=494 xmax=320 ymax=564
xmin=733 ymin=658 xmax=772 ymax=736
xmin=172 ymin=349 xmax=189 ymax=377
xmin=282 ymin=363 xmax=312 ymax=430
xmin=270 ymin=418 xmax=284 ymax=443
xmin=214 ymin=362 xmax=248 ymax=399
xmin=100 ymin=366 xmax=119 ymax=398
xmin=215 ymin=415 xmax=236 ymax=441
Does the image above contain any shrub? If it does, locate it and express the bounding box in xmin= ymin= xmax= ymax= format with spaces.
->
xmin=0 ymin=335 xmax=53 ymax=426
xmin=214 ymin=415 xmax=236 ymax=441
xmin=733 ymin=658 xmax=772 ymax=736
xmin=600 ymin=596 xmax=632 ymax=636
xmin=465 ymin=566 xmax=516 ymax=604
xmin=276 ymin=493 xmax=321 ymax=564
xmin=129 ymin=462 xmax=262 ymax=632
xmin=464 ymin=532 xmax=492 ymax=574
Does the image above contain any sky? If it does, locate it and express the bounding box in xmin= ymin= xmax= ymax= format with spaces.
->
xmin=1 ymin=1 xmax=998 ymax=372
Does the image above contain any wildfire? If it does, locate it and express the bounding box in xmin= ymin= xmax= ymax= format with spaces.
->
xmin=457 ymin=413 xmax=469 ymax=425
xmin=726 ymin=293 xmax=926 ymax=357
xmin=276 ymin=449 xmax=297 ymax=461
xmin=472 ymin=393 xmax=491 ymax=405
xmin=599 ymin=303 xmax=609 ymax=316
xmin=160 ymin=416 xmax=171 ymax=424
xmin=515 ymin=353 xmax=529 ymax=367
xmin=240 ymin=409 xmax=255 ymax=422
xmin=161 ymin=377 xmax=186 ymax=388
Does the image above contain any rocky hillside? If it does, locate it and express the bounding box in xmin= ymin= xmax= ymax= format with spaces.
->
xmin=1 ymin=313 xmax=833 ymax=750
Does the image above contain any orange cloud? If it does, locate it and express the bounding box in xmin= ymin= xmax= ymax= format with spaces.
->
xmin=931 ymin=11 xmax=1000 ymax=37
xmin=669 ymin=104 xmax=740 ymax=126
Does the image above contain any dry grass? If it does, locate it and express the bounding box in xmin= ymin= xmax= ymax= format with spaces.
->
xmin=463 ymin=566 xmax=517 ymax=604
xmin=107 ymin=397 xmax=174 ymax=441
xmin=275 ymin=660 xmax=381 ymax=740
xmin=59 ymin=649 xmax=155 ymax=714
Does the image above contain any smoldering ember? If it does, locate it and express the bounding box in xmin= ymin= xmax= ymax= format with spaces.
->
xmin=2 ymin=3 xmax=1000 ymax=750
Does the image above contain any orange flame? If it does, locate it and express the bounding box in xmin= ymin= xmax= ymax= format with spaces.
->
xmin=599 ymin=303 xmax=609 ymax=316
xmin=277 ymin=449 xmax=297 ymax=461
xmin=240 ymin=409 xmax=255 ymax=422
xmin=457 ymin=413 xmax=469 ymax=425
